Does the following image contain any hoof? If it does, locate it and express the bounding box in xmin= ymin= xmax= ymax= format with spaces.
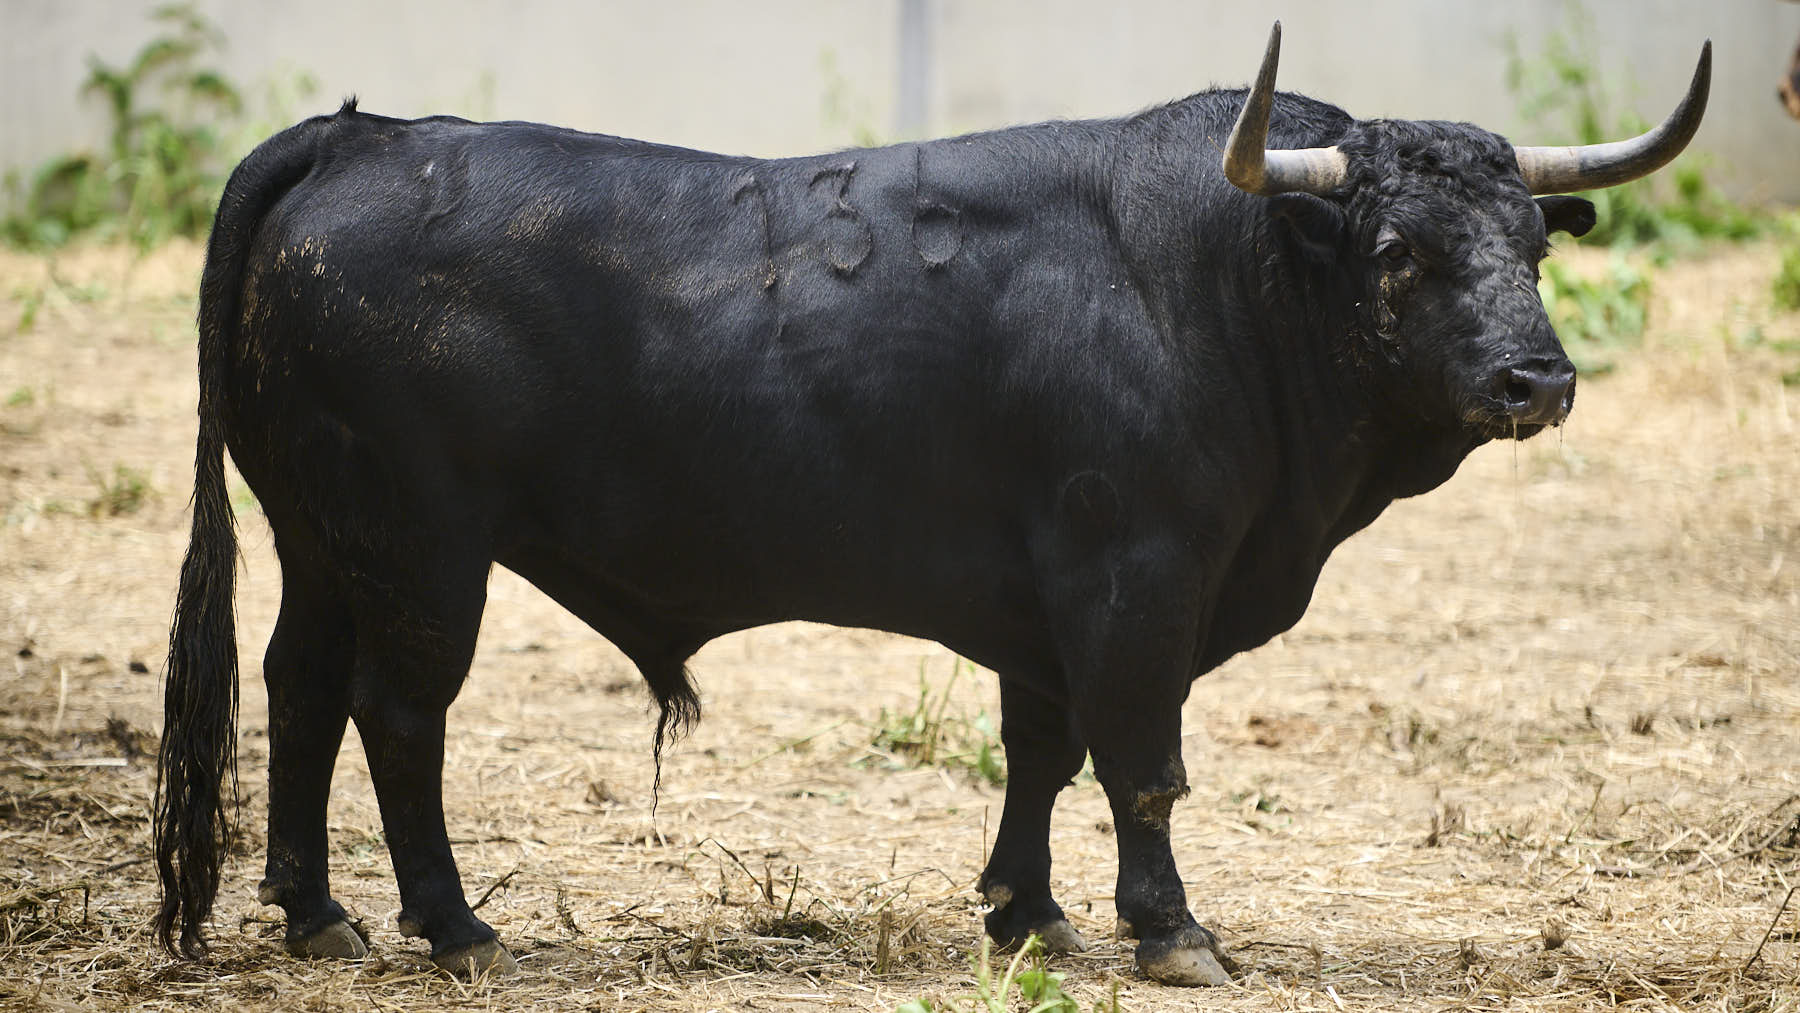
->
xmin=1134 ymin=926 xmax=1236 ymax=986
xmin=431 ymin=938 xmax=520 ymax=979
xmin=1032 ymin=919 xmax=1089 ymax=954
xmin=284 ymin=919 xmax=370 ymax=960
xmin=982 ymin=884 xmax=1084 ymax=954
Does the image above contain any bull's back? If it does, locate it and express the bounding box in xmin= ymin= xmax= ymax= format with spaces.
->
xmin=228 ymin=112 xmax=1139 ymax=643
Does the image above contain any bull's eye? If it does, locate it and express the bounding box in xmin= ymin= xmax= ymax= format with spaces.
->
xmin=1375 ymin=238 xmax=1412 ymax=270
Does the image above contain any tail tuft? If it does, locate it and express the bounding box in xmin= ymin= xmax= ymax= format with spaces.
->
xmin=153 ymin=424 xmax=240 ymax=958
xmin=643 ymin=660 xmax=700 ymax=810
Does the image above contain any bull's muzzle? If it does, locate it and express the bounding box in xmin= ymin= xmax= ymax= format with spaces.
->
xmin=1500 ymin=361 xmax=1577 ymax=426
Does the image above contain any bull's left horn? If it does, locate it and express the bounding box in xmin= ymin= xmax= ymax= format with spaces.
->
xmin=1223 ymin=22 xmax=1348 ymax=196
xmin=1514 ymin=40 xmax=1711 ymax=195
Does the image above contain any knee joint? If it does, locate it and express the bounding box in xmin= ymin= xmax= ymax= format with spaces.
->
xmin=1128 ymin=756 xmax=1190 ymax=828
xmin=1131 ymin=783 xmax=1190 ymax=828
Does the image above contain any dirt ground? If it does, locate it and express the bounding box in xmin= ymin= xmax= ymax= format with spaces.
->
xmin=1 ymin=237 xmax=1797 ymax=1012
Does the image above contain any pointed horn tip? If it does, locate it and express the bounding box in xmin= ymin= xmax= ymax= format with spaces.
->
xmin=1682 ymin=40 xmax=1711 ymax=115
xmin=1690 ymin=40 xmax=1712 ymax=92
xmin=1254 ymin=22 xmax=1283 ymax=86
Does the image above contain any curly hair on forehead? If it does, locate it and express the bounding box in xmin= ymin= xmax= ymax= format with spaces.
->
xmin=1324 ymin=118 xmax=1548 ymax=254
xmin=1334 ymin=119 xmax=1524 ymax=200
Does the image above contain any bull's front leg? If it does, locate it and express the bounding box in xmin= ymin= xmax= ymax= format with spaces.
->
xmin=1038 ymin=490 xmax=1236 ymax=985
xmin=1079 ymin=691 xmax=1234 ymax=985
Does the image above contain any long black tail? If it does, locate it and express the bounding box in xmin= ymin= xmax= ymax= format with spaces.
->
xmin=153 ymin=102 xmax=351 ymax=959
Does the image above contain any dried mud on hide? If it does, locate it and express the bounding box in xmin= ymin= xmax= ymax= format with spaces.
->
xmin=1 ymin=241 xmax=1797 ymax=1010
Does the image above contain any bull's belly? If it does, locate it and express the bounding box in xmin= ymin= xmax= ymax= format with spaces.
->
xmin=496 ymin=511 xmax=1060 ymax=681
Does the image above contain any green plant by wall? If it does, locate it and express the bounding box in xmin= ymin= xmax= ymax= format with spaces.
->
xmin=3 ymin=4 xmax=243 ymax=249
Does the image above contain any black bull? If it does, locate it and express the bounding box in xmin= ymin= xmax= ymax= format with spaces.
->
xmin=155 ymin=28 xmax=1710 ymax=984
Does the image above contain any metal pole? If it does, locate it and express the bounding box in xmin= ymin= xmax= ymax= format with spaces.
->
xmin=896 ymin=0 xmax=930 ymax=139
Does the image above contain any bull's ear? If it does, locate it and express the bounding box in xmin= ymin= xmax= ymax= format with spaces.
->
xmin=1268 ymin=193 xmax=1345 ymax=263
xmin=1537 ymin=195 xmax=1596 ymax=237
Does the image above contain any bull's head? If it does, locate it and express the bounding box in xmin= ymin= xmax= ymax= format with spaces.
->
xmin=1222 ymin=24 xmax=1709 ymax=440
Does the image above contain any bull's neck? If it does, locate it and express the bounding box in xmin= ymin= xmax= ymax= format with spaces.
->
xmin=1248 ymin=294 xmax=1479 ymax=552
xmin=1107 ymin=161 xmax=1474 ymax=553
xmin=1243 ymin=244 xmax=1478 ymax=550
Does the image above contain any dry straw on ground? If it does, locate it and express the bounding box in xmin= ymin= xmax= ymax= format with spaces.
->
xmin=1 ymin=239 xmax=1797 ymax=1011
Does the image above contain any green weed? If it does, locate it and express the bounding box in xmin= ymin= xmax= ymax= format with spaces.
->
xmin=869 ymin=657 xmax=1005 ymax=786
xmin=895 ymin=935 xmax=1121 ymax=1013
xmin=5 ymin=387 xmax=33 ymax=408
xmin=15 ymin=286 xmax=45 ymax=332
xmin=1772 ymin=244 xmax=1800 ymax=313
xmin=1539 ymin=253 xmax=1651 ymax=374
xmin=85 ymin=463 xmax=151 ymax=517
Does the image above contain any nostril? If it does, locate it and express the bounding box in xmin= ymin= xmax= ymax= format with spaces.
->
xmin=1498 ymin=363 xmax=1575 ymax=424
xmin=1503 ymin=375 xmax=1534 ymax=408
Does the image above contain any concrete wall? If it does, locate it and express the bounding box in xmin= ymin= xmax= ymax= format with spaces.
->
xmin=5 ymin=0 xmax=1800 ymax=205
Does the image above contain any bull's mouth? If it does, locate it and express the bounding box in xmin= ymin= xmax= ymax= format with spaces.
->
xmin=1459 ymin=394 xmax=1560 ymax=441
xmin=1466 ymin=415 xmax=1553 ymax=441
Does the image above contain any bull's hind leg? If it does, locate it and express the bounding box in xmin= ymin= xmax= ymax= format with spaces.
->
xmin=978 ymin=679 xmax=1088 ymax=954
xmin=344 ymin=554 xmax=519 ymax=978
xmin=258 ymin=537 xmax=365 ymax=958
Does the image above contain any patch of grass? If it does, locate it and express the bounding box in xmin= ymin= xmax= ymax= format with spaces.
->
xmin=5 ymin=387 xmax=33 ymax=408
xmin=84 ymin=463 xmax=150 ymax=517
xmin=1727 ymin=319 xmax=1800 ymax=387
xmin=14 ymin=285 xmax=45 ymax=332
xmin=1539 ymin=253 xmax=1651 ymax=374
xmin=1772 ymin=244 xmax=1800 ymax=313
xmin=869 ymin=657 xmax=1005 ymax=786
